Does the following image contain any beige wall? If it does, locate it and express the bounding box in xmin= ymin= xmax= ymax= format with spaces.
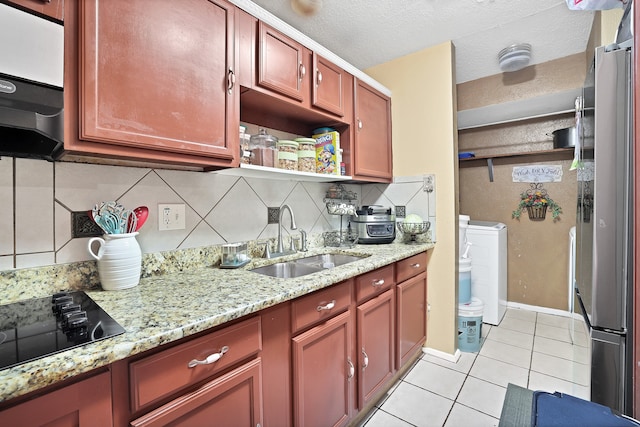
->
xmin=366 ymin=42 xmax=459 ymax=354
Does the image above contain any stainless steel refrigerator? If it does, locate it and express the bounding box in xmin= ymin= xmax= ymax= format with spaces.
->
xmin=575 ymin=41 xmax=634 ymax=415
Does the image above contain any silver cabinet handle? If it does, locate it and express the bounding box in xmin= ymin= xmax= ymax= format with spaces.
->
xmin=358 ymin=119 xmax=363 ymax=130
xmin=227 ymin=69 xmax=235 ymax=95
xmin=372 ymin=279 xmax=385 ymax=287
xmin=188 ymin=346 xmax=229 ymax=368
xmin=411 ymin=263 xmax=421 ymax=268
xmin=362 ymin=348 xmax=369 ymax=370
xmin=347 ymin=357 xmax=354 ymax=380
xmin=317 ymin=300 xmax=336 ymax=311
xmin=299 ymin=63 xmax=306 ymax=81
xmin=316 ymin=70 xmax=323 ymax=86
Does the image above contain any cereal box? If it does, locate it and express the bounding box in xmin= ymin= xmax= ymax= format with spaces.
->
xmin=313 ymin=131 xmax=340 ymax=175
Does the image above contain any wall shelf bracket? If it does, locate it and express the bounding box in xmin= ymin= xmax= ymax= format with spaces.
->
xmin=487 ymin=158 xmax=494 ymax=182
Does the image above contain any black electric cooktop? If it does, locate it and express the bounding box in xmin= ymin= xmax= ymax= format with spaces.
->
xmin=0 ymin=291 xmax=125 ymax=370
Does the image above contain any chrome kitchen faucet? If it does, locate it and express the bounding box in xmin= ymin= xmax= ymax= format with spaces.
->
xmin=274 ymin=204 xmax=297 ymax=257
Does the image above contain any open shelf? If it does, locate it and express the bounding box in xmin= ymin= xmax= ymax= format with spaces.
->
xmin=457 ymin=88 xmax=582 ymax=130
xmin=215 ymin=163 xmax=351 ymax=182
xmin=458 ymin=148 xmax=580 ymax=182
xmin=458 ymin=148 xmax=575 ymax=165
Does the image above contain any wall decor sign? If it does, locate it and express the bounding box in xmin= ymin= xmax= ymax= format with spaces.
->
xmin=512 ymin=165 xmax=563 ymax=183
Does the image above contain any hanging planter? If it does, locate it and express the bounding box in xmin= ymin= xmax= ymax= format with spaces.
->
xmin=512 ymin=183 xmax=562 ymax=222
xmin=526 ymin=205 xmax=547 ymax=221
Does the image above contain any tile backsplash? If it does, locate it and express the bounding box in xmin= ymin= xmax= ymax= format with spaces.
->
xmin=0 ymin=157 xmax=435 ymax=271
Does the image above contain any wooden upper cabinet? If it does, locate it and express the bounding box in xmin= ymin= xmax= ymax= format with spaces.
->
xmin=312 ymin=53 xmax=347 ymax=117
xmin=6 ymin=0 xmax=64 ymax=21
xmin=72 ymin=0 xmax=238 ymax=166
xmin=258 ymin=22 xmax=308 ymax=102
xmin=353 ymin=79 xmax=393 ymax=182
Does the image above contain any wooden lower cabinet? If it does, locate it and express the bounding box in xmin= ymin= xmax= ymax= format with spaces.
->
xmin=396 ymin=271 xmax=428 ymax=369
xmin=0 ymin=371 xmax=112 ymax=427
xmin=121 ymin=316 xmax=263 ymax=427
xmin=292 ymin=309 xmax=355 ymax=427
xmin=130 ymin=358 xmax=263 ymax=427
xmin=356 ymin=288 xmax=395 ymax=409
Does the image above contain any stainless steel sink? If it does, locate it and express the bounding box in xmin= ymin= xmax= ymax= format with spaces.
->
xmin=249 ymin=253 xmax=367 ymax=278
xmin=294 ymin=253 xmax=368 ymax=269
xmin=249 ymin=262 xmax=324 ymax=278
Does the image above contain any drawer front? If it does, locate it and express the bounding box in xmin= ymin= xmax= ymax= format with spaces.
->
xmin=291 ymin=279 xmax=352 ymax=334
xmin=130 ymin=316 xmax=261 ymax=412
xmin=355 ymin=264 xmax=395 ymax=304
xmin=396 ymin=252 xmax=427 ymax=283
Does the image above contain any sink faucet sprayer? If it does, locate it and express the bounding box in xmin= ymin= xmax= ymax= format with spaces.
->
xmin=276 ymin=204 xmax=297 ymax=254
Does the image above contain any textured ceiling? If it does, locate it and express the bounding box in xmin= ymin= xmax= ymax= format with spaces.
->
xmin=247 ymin=0 xmax=597 ymax=83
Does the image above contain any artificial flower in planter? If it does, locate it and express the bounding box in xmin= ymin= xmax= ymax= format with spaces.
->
xmin=512 ymin=183 xmax=562 ymax=222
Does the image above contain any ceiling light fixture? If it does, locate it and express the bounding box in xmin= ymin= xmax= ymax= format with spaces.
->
xmin=498 ymin=43 xmax=532 ymax=72
xmin=291 ymin=0 xmax=323 ymax=16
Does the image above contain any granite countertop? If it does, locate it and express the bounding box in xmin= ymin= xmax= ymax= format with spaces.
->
xmin=0 ymin=242 xmax=433 ymax=403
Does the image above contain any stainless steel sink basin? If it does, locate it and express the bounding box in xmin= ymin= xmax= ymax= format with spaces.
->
xmin=250 ymin=253 xmax=368 ymax=278
xmin=295 ymin=253 xmax=368 ymax=269
xmin=250 ymin=262 xmax=324 ymax=278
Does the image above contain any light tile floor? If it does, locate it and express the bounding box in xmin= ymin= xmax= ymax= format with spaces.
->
xmin=359 ymin=308 xmax=590 ymax=427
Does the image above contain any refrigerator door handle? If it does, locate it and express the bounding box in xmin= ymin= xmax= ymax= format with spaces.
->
xmin=575 ymin=287 xmax=593 ymax=330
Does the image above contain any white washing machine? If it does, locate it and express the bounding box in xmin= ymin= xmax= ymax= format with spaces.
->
xmin=466 ymin=220 xmax=507 ymax=325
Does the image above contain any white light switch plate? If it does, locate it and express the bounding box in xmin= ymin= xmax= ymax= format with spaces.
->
xmin=158 ymin=204 xmax=186 ymax=231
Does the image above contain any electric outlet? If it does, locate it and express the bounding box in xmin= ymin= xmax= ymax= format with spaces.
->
xmin=395 ymin=205 xmax=406 ymax=218
xmin=158 ymin=204 xmax=186 ymax=231
xmin=71 ymin=211 xmax=102 ymax=238
xmin=423 ymin=174 xmax=435 ymax=193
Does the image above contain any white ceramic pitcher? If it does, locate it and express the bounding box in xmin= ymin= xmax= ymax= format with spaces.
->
xmin=88 ymin=232 xmax=142 ymax=291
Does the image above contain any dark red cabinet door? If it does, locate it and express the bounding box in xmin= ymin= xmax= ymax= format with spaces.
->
xmin=292 ymin=309 xmax=354 ymax=427
xmin=78 ymin=0 xmax=237 ymax=163
xmin=357 ymin=288 xmax=395 ymax=408
xmin=397 ymin=271 xmax=427 ymax=369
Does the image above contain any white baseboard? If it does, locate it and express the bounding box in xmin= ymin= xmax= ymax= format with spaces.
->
xmin=506 ymin=301 xmax=582 ymax=319
xmin=422 ymin=346 xmax=461 ymax=363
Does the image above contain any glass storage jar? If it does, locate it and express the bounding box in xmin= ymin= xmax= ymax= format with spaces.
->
xmin=277 ymin=140 xmax=299 ymax=171
xmin=249 ymin=128 xmax=278 ymax=167
xmin=239 ymin=125 xmax=251 ymax=164
xmin=295 ymin=137 xmax=316 ymax=173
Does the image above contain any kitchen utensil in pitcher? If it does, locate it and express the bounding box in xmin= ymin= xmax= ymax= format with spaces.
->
xmin=133 ymin=206 xmax=149 ymax=231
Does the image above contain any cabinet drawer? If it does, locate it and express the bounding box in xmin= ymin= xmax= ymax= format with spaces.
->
xmin=396 ymin=252 xmax=428 ymax=283
xmin=355 ymin=264 xmax=394 ymax=304
xmin=130 ymin=316 xmax=261 ymax=412
xmin=291 ymin=279 xmax=352 ymax=334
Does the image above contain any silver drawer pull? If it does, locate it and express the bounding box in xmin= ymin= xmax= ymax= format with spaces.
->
xmin=411 ymin=263 xmax=421 ymax=268
xmin=362 ymin=348 xmax=369 ymax=370
xmin=372 ymin=279 xmax=385 ymax=287
xmin=317 ymin=300 xmax=336 ymax=311
xmin=188 ymin=346 xmax=229 ymax=368
xmin=347 ymin=357 xmax=354 ymax=380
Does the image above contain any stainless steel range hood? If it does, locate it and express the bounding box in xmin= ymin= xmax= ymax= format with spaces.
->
xmin=0 ymin=4 xmax=64 ymax=161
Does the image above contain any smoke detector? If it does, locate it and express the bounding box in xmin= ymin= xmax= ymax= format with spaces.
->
xmin=498 ymin=43 xmax=532 ymax=72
